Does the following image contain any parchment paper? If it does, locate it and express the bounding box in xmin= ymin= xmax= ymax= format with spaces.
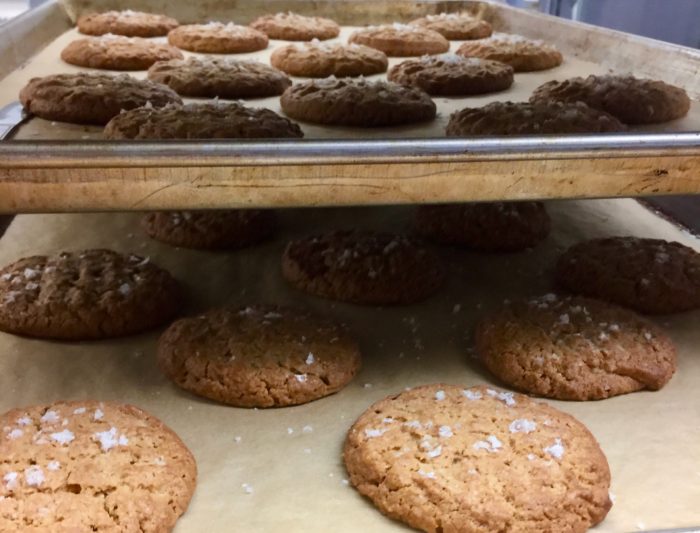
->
xmin=1 ymin=25 xmax=699 ymax=141
xmin=0 ymin=199 xmax=699 ymax=532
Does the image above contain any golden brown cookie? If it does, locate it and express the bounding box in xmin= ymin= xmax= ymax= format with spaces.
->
xmin=409 ymin=12 xmax=492 ymax=40
xmin=167 ymin=22 xmax=268 ymax=54
xmin=344 ymin=384 xmax=612 ymax=533
xmin=270 ymin=40 xmax=388 ymax=78
xmin=61 ymin=35 xmax=183 ymax=71
xmin=0 ymin=400 xmax=196 ymax=532
xmin=457 ymin=32 xmax=562 ymax=72
xmin=530 ymin=74 xmax=691 ymax=125
xmin=0 ymin=249 xmax=181 ymax=340
xmin=476 ymin=294 xmax=677 ymax=400
xmin=446 ymin=101 xmax=626 ymax=136
xmin=141 ymin=210 xmax=277 ymax=250
xmin=280 ymin=77 xmax=436 ymax=127
xmin=104 ymin=102 xmax=303 ymax=140
xmin=348 ymin=23 xmax=449 ymax=57
xmin=414 ymin=202 xmax=550 ymax=251
xmin=157 ymin=305 xmax=361 ymax=407
xmin=147 ymin=57 xmax=291 ymax=98
xmin=77 ymin=10 xmax=179 ymax=37
xmin=249 ymin=12 xmax=340 ymax=41
xmin=282 ymin=230 xmax=445 ymax=305
xmin=19 ymin=73 xmax=181 ymax=126
xmin=555 ymin=237 xmax=700 ymax=314
xmin=388 ymin=54 xmax=513 ymax=96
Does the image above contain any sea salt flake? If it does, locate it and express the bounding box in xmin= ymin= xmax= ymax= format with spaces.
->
xmin=23 ymin=268 xmax=39 ymax=280
xmin=558 ymin=313 xmax=570 ymax=325
xmin=25 ymin=282 xmax=39 ymax=291
xmin=418 ymin=469 xmax=436 ymax=479
xmin=305 ymin=353 xmax=315 ymax=365
xmin=527 ymin=453 xmax=536 ymax=461
xmin=544 ymin=438 xmax=565 ymax=460
xmin=118 ymin=283 xmax=131 ymax=295
xmin=509 ymin=419 xmax=537 ymax=434
xmin=473 ymin=435 xmax=502 ymax=453
xmin=41 ymin=410 xmax=59 ymax=424
xmin=644 ymin=332 xmax=653 ymax=341
xmin=382 ymin=417 xmax=394 ymax=424
xmin=17 ymin=416 xmax=31 ymax=426
xmin=73 ymin=407 xmax=86 ymax=415
xmin=463 ymin=389 xmax=482 ymax=401
xmin=93 ymin=408 xmax=104 ymax=421
xmin=609 ymin=324 xmax=620 ymax=332
xmin=438 ymin=425 xmax=453 ymax=438
xmin=434 ymin=390 xmax=446 ymax=401
xmin=47 ymin=461 xmax=60 ymax=471
xmin=3 ymin=472 xmax=18 ymax=490
xmin=8 ymin=429 xmax=22 ymax=439
xmin=364 ymin=428 xmax=385 ymax=438
xmin=94 ymin=427 xmax=128 ymax=452
xmin=50 ymin=429 xmax=74 ymax=445
xmin=295 ymin=374 xmax=307 ymax=383
xmin=404 ymin=420 xmax=422 ymax=429
xmin=486 ymin=389 xmax=516 ymax=406
xmin=426 ymin=446 xmax=442 ymax=458
xmin=24 ymin=466 xmax=44 ymax=487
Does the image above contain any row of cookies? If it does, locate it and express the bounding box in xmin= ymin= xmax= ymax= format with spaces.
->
xmin=3 ymin=201 xmax=697 ymax=531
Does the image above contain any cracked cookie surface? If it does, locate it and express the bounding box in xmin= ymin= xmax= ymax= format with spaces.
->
xmin=167 ymin=23 xmax=268 ymax=54
xmin=61 ymin=35 xmax=182 ymax=70
xmin=555 ymin=237 xmax=700 ymax=314
xmin=476 ymin=294 xmax=676 ymax=400
xmin=19 ymin=73 xmax=181 ymax=126
xmin=348 ymin=23 xmax=449 ymax=57
xmin=409 ymin=12 xmax=492 ymax=40
xmin=0 ymin=400 xmax=196 ymax=532
xmin=282 ymin=230 xmax=445 ymax=305
xmin=77 ymin=10 xmax=179 ymax=37
xmin=457 ymin=32 xmax=562 ymax=72
xmin=157 ymin=305 xmax=361 ymax=407
xmin=0 ymin=249 xmax=181 ymax=340
xmin=270 ymin=41 xmax=388 ymax=78
xmin=249 ymin=12 xmax=340 ymax=41
xmin=344 ymin=384 xmax=612 ymax=533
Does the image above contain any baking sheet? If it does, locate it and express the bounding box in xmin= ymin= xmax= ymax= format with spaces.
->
xmin=2 ymin=24 xmax=699 ymax=141
xmin=0 ymin=199 xmax=699 ymax=532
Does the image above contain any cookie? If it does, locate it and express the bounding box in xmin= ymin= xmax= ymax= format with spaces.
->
xmin=61 ymin=35 xmax=183 ymax=71
xmin=476 ymin=294 xmax=676 ymax=400
xmin=457 ymin=32 xmax=562 ymax=72
xmin=0 ymin=249 xmax=181 ymax=340
xmin=555 ymin=237 xmax=700 ymax=314
xmin=446 ymin=101 xmax=626 ymax=136
xmin=104 ymin=102 xmax=304 ymax=139
xmin=409 ymin=12 xmax=493 ymax=40
xmin=167 ymin=22 xmax=268 ymax=54
xmin=344 ymin=384 xmax=612 ymax=533
xmin=348 ymin=23 xmax=449 ymax=57
xmin=141 ymin=210 xmax=277 ymax=249
xmin=270 ymin=40 xmax=388 ymax=78
xmin=19 ymin=73 xmax=181 ymax=125
xmin=388 ymin=54 xmax=513 ymax=96
xmin=0 ymin=400 xmax=196 ymax=532
xmin=77 ymin=10 xmax=178 ymax=37
xmin=530 ymin=74 xmax=691 ymax=125
xmin=414 ymin=202 xmax=550 ymax=251
xmin=280 ymin=77 xmax=435 ymax=127
xmin=282 ymin=230 xmax=445 ymax=305
xmin=148 ymin=57 xmax=290 ymax=98
xmin=157 ymin=305 xmax=361 ymax=407
xmin=249 ymin=12 xmax=340 ymax=41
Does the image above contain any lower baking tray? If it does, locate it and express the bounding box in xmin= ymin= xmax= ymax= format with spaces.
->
xmin=0 ymin=0 xmax=699 ymax=210
xmin=0 ymin=199 xmax=698 ymax=532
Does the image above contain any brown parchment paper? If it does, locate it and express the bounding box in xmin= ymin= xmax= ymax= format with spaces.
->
xmin=1 ymin=24 xmax=699 ymax=141
xmin=0 ymin=198 xmax=699 ymax=532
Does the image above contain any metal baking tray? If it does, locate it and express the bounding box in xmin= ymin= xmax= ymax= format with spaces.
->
xmin=0 ymin=0 xmax=699 ymax=212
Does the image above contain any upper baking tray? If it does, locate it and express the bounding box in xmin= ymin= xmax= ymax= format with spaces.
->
xmin=0 ymin=0 xmax=699 ymax=212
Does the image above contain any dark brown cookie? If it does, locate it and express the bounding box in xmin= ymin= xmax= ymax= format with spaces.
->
xmin=19 ymin=73 xmax=181 ymax=126
xmin=446 ymin=101 xmax=626 ymax=136
xmin=270 ymin=41 xmax=388 ymax=78
xmin=280 ymin=77 xmax=436 ymax=127
xmin=61 ymin=35 xmax=183 ymax=71
xmin=77 ymin=10 xmax=179 ymax=37
xmin=348 ymin=24 xmax=449 ymax=57
xmin=167 ymin=22 xmax=268 ymax=54
xmin=414 ymin=202 xmax=550 ymax=251
xmin=249 ymin=12 xmax=340 ymax=41
xmin=409 ymin=12 xmax=493 ymax=40
xmin=530 ymin=74 xmax=691 ymax=125
xmin=344 ymin=384 xmax=612 ymax=533
xmin=388 ymin=54 xmax=513 ymax=96
xmin=157 ymin=304 xmax=361 ymax=407
xmin=0 ymin=400 xmax=196 ymax=532
xmin=147 ymin=57 xmax=291 ymax=98
xmin=141 ymin=210 xmax=277 ymax=250
xmin=282 ymin=230 xmax=445 ymax=305
xmin=555 ymin=237 xmax=700 ymax=314
xmin=457 ymin=32 xmax=562 ymax=72
xmin=476 ymin=294 xmax=677 ymax=400
xmin=104 ymin=102 xmax=303 ymax=139
xmin=0 ymin=249 xmax=181 ymax=340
